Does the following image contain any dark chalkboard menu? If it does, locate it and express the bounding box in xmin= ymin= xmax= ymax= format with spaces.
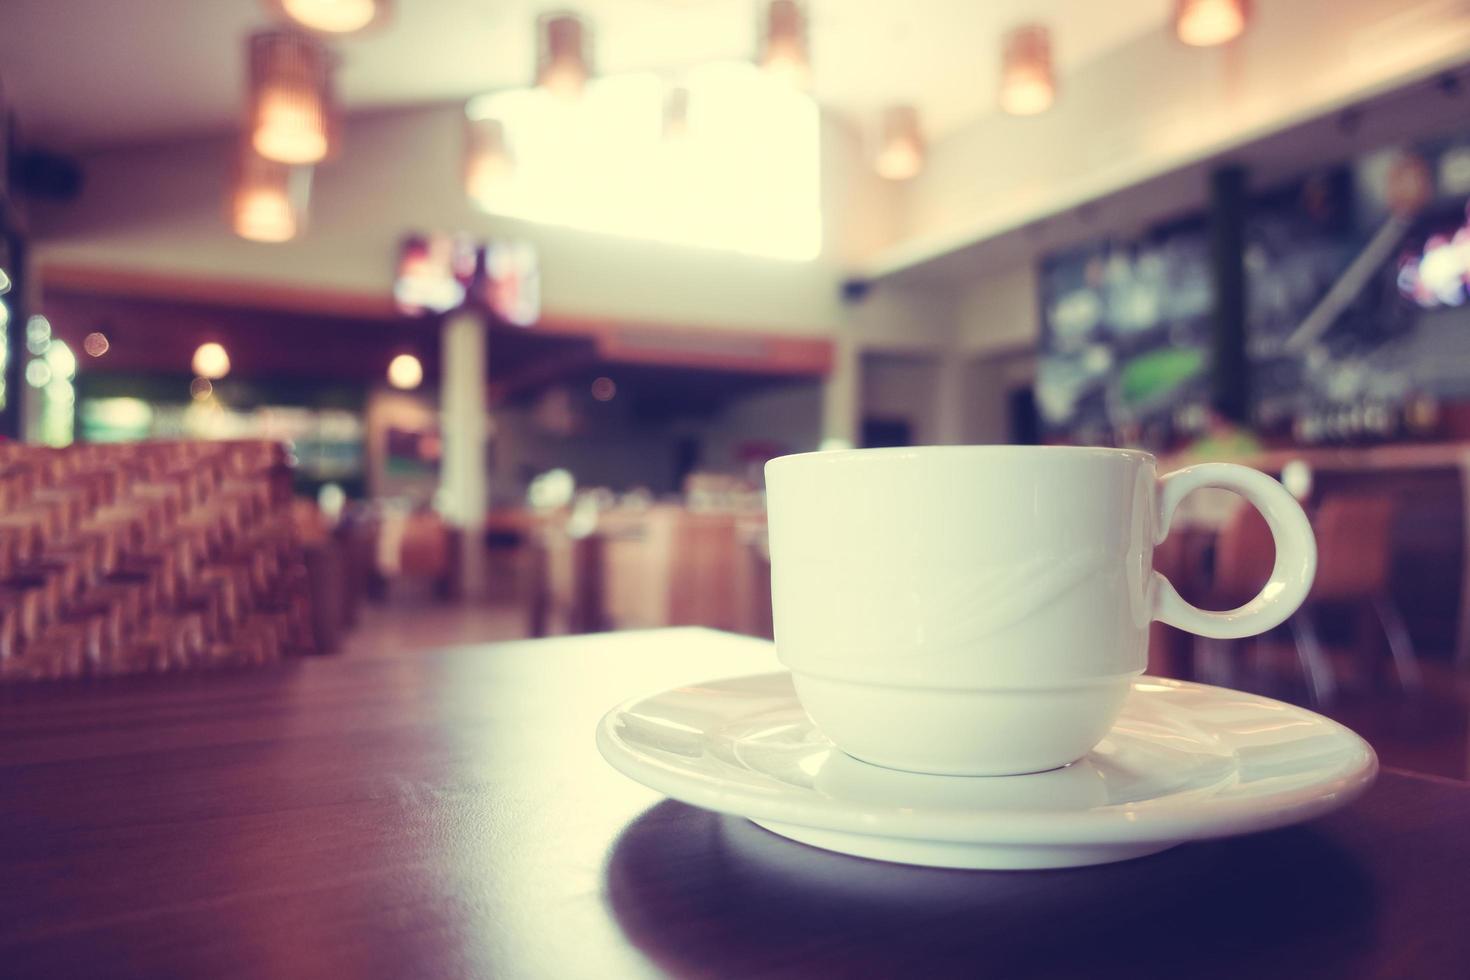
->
xmin=1037 ymin=132 xmax=1470 ymax=448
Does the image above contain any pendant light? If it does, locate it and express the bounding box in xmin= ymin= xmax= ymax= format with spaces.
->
xmin=759 ymin=0 xmax=809 ymax=88
xmin=537 ymin=13 xmax=591 ymax=98
xmin=230 ymin=142 xmax=311 ymax=242
xmin=1174 ymin=0 xmax=1250 ymax=47
xmin=999 ymin=24 xmax=1055 ymax=116
xmin=247 ymin=30 xmax=336 ymax=164
xmin=464 ymin=113 xmax=514 ymax=209
xmin=270 ymin=0 xmax=388 ymax=35
xmin=875 ymin=105 xmax=924 ymax=181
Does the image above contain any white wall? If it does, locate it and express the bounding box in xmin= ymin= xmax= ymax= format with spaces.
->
xmin=693 ymin=381 xmax=825 ymax=477
xmin=31 ymin=103 xmax=899 ymax=338
xmin=861 ymin=352 xmax=944 ymax=446
xmin=872 ymin=0 xmax=1470 ymax=276
xmin=956 ymin=264 xmax=1039 ymax=356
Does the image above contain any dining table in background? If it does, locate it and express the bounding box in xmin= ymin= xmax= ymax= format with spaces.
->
xmin=2 ymin=628 xmax=1469 ymax=979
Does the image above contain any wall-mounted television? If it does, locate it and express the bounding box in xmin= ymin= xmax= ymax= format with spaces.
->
xmin=393 ymin=234 xmax=540 ymax=326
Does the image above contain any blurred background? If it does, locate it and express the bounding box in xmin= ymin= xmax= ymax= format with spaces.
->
xmin=2 ymin=1 xmax=1470 ymax=774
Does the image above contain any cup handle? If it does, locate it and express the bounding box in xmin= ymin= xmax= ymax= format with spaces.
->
xmin=1152 ymin=462 xmax=1317 ymax=640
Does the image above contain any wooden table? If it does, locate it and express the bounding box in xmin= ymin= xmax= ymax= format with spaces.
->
xmin=3 ymin=629 xmax=1469 ymax=979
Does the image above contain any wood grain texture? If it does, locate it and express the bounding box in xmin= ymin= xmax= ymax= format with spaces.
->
xmin=1 ymin=628 xmax=1467 ymax=979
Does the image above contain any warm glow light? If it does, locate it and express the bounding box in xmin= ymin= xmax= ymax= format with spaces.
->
xmin=1174 ymin=0 xmax=1249 ymax=47
xmin=191 ymin=377 xmax=215 ymax=400
xmin=84 ymin=332 xmax=110 ymax=357
xmin=238 ymin=190 xmax=295 ymax=241
xmin=256 ymin=92 xmax=328 ymax=163
xmin=760 ymin=0 xmax=809 ymax=88
xmin=232 ymin=144 xmax=309 ymax=242
xmin=464 ymin=115 xmax=514 ymax=206
xmin=387 ymin=353 xmax=424 ymax=390
xmin=875 ymin=105 xmax=924 ymax=181
xmin=236 ymin=187 xmax=298 ymax=241
xmin=465 ymin=62 xmax=821 ymax=261
xmin=590 ymin=376 xmax=616 ymax=401
xmin=248 ymin=31 xmax=334 ymax=164
xmin=192 ymin=342 xmax=232 ymax=380
xmin=1000 ymin=24 xmax=1055 ymax=116
xmin=537 ymin=13 xmax=591 ymax=98
xmin=277 ymin=0 xmax=384 ymax=34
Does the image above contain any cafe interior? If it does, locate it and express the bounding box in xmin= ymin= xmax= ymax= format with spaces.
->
xmin=3 ymin=2 xmax=1470 ymax=961
xmin=3 ymin=0 xmax=1470 ymax=761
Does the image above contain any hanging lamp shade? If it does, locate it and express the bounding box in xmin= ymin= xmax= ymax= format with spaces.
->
xmin=999 ymin=24 xmax=1055 ymax=116
xmin=875 ymin=105 xmax=924 ymax=181
xmin=247 ymin=30 xmax=336 ymax=164
xmin=271 ymin=0 xmax=388 ymax=34
xmin=537 ymin=13 xmax=591 ymax=98
xmin=1174 ymin=0 xmax=1249 ymax=47
xmin=759 ymin=0 xmax=809 ymax=87
xmin=230 ymin=141 xmax=311 ymax=242
xmin=464 ymin=114 xmax=514 ymax=209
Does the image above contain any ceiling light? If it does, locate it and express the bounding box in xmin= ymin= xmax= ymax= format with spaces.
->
xmin=759 ymin=0 xmax=809 ymax=88
xmin=999 ymin=24 xmax=1055 ymax=116
xmin=463 ymin=114 xmax=514 ymax=209
xmin=192 ymin=342 xmax=232 ymax=380
xmin=231 ymin=143 xmax=311 ymax=242
xmin=248 ymin=30 xmax=336 ymax=164
xmin=537 ymin=13 xmax=591 ymax=98
xmin=875 ymin=105 xmax=924 ymax=181
xmin=1174 ymin=0 xmax=1249 ymax=47
xmin=387 ymin=353 xmax=424 ymax=390
xmin=272 ymin=0 xmax=387 ymax=35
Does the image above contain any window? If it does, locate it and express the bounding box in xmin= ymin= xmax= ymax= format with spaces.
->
xmin=466 ymin=62 xmax=821 ymax=262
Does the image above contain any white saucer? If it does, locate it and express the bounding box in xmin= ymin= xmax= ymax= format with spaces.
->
xmin=597 ymin=672 xmax=1378 ymax=870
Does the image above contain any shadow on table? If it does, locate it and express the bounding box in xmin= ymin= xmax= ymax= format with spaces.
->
xmin=604 ymin=801 xmax=1377 ymax=979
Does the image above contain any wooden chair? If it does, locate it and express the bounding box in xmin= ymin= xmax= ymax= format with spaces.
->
xmin=1204 ymin=494 xmax=1414 ymax=703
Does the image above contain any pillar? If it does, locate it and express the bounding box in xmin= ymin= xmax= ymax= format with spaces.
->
xmin=1208 ymin=165 xmax=1250 ymax=424
xmin=440 ymin=307 xmax=489 ymax=599
xmin=933 ymin=351 xmax=969 ymax=445
xmin=821 ymin=330 xmax=860 ymax=450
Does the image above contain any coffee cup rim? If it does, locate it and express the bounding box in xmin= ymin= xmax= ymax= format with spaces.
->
xmin=767 ymin=445 xmax=1156 ymax=471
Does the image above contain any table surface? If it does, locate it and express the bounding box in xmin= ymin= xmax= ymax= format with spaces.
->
xmin=3 ymin=628 xmax=1469 ymax=980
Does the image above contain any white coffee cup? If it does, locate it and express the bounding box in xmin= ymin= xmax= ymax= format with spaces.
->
xmin=764 ymin=446 xmax=1316 ymax=777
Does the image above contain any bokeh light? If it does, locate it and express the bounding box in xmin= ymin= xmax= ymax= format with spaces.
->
xmin=387 ymin=353 xmax=424 ymax=390
xmin=192 ymin=342 xmax=231 ymax=379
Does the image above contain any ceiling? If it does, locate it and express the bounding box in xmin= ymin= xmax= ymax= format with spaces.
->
xmin=1 ymin=0 xmax=1166 ymax=152
xmin=883 ymin=64 xmax=1470 ymax=285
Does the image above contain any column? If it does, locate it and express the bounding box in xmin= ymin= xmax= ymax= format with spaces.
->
xmin=440 ymin=307 xmax=489 ymax=599
xmin=820 ymin=330 xmax=860 ymax=450
xmin=1208 ymin=165 xmax=1250 ymax=423
xmin=932 ymin=351 xmax=969 ymax=445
